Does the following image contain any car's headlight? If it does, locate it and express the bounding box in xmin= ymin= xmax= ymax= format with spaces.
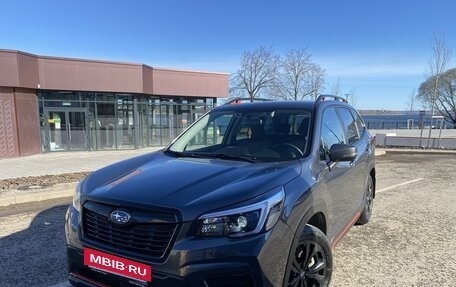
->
xmin=197 ymin=187 xmax=285 ymax=237
xmin=72 ymin=180 xmax=83 ymax=213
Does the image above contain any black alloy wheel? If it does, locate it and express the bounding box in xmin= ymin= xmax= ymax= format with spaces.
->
xmin=286 ymin=225 xmax=332 ymax=287
xmin=356 ymin=174 xmax=374 ymax=225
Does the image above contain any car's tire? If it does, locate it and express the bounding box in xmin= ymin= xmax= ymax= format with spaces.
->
xmin=285 ymin=225 xmax=333 ymax=287
xmin=356 ymin=174 xmax=374 ymax=225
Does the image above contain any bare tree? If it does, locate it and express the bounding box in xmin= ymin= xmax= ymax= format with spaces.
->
xmin=417 ymin=91 xmax=432 ymax=111
xmin=272 ymin=48 xmax=326 ymax=100
xmin=331 ymin=78 xmax=341 ymax=96
xmin=418 ymin=68 xmax=456 ymax=126
xmin=436 ymin=68 xmax=456 ymax=126
xmin=406 ymin=88 xmax=417 ymax=114
xmin=228 ymin=74 xmax=246 ymax=98
xmin=230 ymin=46 xmax=280 ymax=100
xmin=421 ymin=32 xmax=452 ymax=145
xmin=308 ymin=65 xmax=326 ymax=100
xmin=347 ymin=87 xmax=358 ymax=107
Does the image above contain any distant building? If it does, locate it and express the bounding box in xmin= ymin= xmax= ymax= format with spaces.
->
xmin=0 ymin=49 xmax=229 ymax=157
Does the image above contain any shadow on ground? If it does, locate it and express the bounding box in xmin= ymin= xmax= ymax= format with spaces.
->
xmin=0 ymin=205 xmax=69 ymax=287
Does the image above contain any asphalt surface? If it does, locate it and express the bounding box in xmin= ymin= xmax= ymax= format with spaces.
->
xmin=0 ymin=152 xmax=455 ymax=287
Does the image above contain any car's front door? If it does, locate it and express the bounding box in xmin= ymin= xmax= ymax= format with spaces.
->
xmin=336 ymin=107 xmax=367 ymax=214
xmin=318 ymin=106 xmax=358 ymax=241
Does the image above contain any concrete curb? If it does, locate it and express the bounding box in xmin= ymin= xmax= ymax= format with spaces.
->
xmin=0 ymin=182 xmax=76 ymax=207
xmin=381 ymin=148 xmax=456 ymax=155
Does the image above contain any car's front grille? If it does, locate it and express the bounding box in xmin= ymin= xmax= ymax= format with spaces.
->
xmin=82 ymin=201 xmax=178 ymax=259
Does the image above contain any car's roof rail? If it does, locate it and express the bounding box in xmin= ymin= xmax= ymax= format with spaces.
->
xmin=224 ymin=98 xmax=274 ymax=105
xmin=315 ymin=94 xmax=348 ymax=103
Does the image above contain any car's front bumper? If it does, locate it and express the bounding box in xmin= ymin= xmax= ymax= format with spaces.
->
xmin=65 ymin=205 xmax=294 ymax=287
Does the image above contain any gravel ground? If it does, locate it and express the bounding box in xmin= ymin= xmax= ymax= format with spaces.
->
xmin=331 ymin=153 xmax=456 ymax=287
xmin=0 ymin=172 xmax=89 ymax=191
xmin=0 ymin=205 xmax=69 ymax=287
xmin=0 ymin=152 xmax=455 ymax=287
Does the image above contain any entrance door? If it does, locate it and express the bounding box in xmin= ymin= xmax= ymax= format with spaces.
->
xmin=46 ymin=109 xmax=88 ymax=151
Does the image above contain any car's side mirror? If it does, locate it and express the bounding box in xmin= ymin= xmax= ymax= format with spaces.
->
xmin=329 ymin=144 xmax=357 ymax=163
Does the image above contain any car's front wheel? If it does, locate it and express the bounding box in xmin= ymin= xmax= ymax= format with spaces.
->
xmin=356 ymin=174 xmax=374 ymax=225
xmin=285 ymin=225 xmax=332 ymax=287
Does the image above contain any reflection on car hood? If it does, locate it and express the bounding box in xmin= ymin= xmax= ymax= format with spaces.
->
xmin=82 ymin=151 xmax=301 ymax=221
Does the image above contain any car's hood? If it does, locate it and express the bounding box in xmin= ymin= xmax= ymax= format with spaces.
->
xmin=82 ymin=151 xmax=301 ymax=221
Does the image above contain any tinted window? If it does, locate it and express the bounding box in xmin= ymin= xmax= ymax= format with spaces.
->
xmin=338 ymin=108 xmax=359 ymax=144
xmin=351 ymin=109 xmax=366 ymax=136
xmin=320 ymin=108 xmax=345 ymax=159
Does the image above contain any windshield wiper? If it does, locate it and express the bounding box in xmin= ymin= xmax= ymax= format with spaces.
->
xmin=164 ymin=150 xmax=257 ymax=163
xmin=164 ymin=150 xmax=209 ymax=158
xmin=209 ymin=153 xmax=258 ymax=163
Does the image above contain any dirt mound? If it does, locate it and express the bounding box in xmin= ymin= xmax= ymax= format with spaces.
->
xmin=0 ymin=172 xmax=90 ymax=191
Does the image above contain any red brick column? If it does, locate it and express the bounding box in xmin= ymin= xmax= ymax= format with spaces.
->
xmin=0 ymin=87 xmax=40 ymax=157
xmin=0 ymin=87 xmax=19 ymax=157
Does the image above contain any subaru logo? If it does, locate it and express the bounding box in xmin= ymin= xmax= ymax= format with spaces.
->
xmin=110 ymin=210 xmax=131 ymax=225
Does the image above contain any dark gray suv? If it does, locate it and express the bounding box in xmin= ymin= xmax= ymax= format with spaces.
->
xmin=66 ymin=95 xmax=375 ymax=287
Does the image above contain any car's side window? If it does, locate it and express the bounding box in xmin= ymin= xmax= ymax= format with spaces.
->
xmin=338 ymin=108 xmax=359 ymax=145
xmin=185 ymin=114 xmax=233 ymax=150
xmin=350 ymin=109 xmax=366 ymax=137
xmin=320 ymin=107 xmax=345 ymax=160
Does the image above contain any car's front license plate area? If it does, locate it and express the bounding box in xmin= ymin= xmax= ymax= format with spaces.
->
xmin=83 ymin=247 xmax=152 ymax=283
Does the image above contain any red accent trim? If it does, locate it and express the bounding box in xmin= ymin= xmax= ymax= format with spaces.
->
xmin=331 ymin=211 xmax=360 ymax=251
xmin=70 ymin=272 xmax=111 ymax=287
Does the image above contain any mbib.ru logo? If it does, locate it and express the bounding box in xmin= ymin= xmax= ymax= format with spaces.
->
xmin=84 ymin=247 xmax=152 ymax=282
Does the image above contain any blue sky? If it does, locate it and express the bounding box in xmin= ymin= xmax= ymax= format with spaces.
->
xmin=1 ymin=0 xmax=455 ymax=110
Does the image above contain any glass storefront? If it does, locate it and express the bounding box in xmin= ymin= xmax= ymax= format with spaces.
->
xmin=38 ymin=91 xmax=216 ymax=152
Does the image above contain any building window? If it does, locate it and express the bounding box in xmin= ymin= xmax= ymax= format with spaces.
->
xmin=38 ymin=90 xmax=218 ymax=152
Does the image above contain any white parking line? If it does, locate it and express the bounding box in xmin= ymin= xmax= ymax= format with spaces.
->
xmin=377 ymin=178 xmax=424 ymax=193
xmin=48 ymin=281 xmax=70 ymax=287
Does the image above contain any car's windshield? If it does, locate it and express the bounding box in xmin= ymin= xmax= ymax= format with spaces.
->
xmin=167 ymin=109 xmax=312 ymax=162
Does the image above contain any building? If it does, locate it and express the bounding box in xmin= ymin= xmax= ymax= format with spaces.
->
xmin=0 ymin=49 xmax=229 ymax=157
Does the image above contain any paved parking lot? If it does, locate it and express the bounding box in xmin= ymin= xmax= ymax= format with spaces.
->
xmin=0 ymin=152 xmax=455 ymax=286
xmin=332 ymin=153 xmax=456 ymax=286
